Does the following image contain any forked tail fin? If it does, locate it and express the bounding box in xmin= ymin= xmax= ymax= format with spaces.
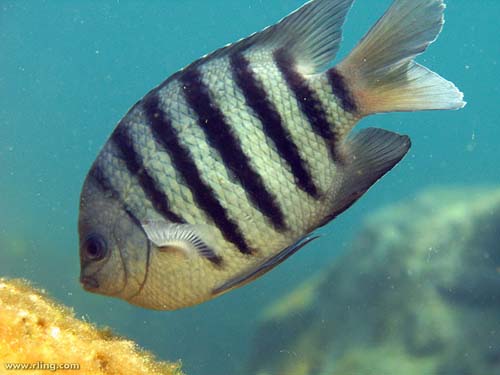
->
xmin=335 ymin=0 xmax=465 ymax=115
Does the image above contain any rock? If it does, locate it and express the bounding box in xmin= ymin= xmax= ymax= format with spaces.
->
xmin=0 ymin=278 xmax=185 ymax=375
xmin=246 ymin=187 xmax=500 ymax=375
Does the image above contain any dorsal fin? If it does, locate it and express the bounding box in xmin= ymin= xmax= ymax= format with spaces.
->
xmin=247 ymin=0 xmax=355 ymax=73
xmin=171 ymin=0 xmax=354 ymax=78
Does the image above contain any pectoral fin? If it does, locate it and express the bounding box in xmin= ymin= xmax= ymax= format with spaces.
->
xmin=142 ymin=220 xmax=222 ymax=266
xmin=212 ymin=235 xmax=319 ymax=296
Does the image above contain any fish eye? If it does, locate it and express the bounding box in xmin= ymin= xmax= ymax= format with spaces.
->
xmin=83 ymin=234 xmax=108 ymax=261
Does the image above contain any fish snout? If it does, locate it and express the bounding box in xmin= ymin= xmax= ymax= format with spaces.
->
xmin=80 ymin=275 xmax=100 ymax=290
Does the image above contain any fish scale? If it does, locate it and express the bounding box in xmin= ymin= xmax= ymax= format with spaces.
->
xmin=159 ymin=80 xmax=265 ymax=248
xmin=79 ymin=0 xmax=464 ymax=310
xmin=199 ymin=57 xmax=320 ymax=240
xmin=251 ymin=53 xmax=337 ymax=198
xmin=98 ymin=145 xmax=154 ymax=221
xmin=108 ymin=110 xmax=246 ymax=308
xmin=308 ymin=74 xmax=360 ymax=142
xmin=119 ymin=110 xmax=202 ymax=225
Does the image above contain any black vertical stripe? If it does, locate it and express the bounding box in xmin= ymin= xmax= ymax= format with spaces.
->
xmin=274 ymin=48 xmax=338 ymax=158
xmin=89 ymin=163 xmax=114 ymax=195
xmin=327 ymin=68 xmax=358 ymax=113
xmin=143 ymin=93 xmax=253 ymax=256
xmin=89 ymin=164 xmax=143 ymax=229
xmin=110 ymin=124 xmax=185 ymax=224
xmin=179 ymin=67 xmax=287 ymax=231
xmin=229 ymin=52 xmax=319 ymax=199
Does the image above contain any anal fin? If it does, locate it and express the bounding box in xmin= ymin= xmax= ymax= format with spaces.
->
xmin=321 ymin=127 xmax=411 ymax=226
xmin=212 ymin=235 xmax=319 ymax=296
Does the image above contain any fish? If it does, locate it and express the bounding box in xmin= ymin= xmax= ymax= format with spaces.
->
xmin=78 ymin=0 xmax=465 ymax=310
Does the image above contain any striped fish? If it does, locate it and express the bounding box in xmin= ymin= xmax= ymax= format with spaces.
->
xmin=78 ymin=0 xmax=464 ymax=310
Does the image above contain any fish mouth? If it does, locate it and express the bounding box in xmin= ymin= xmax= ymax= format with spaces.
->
xmin=80 ymin=275 xmax=100 ymax=290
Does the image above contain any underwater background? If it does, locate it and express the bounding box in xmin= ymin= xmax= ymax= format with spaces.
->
xmin=1 ymin=1 xmax=498 ymax=374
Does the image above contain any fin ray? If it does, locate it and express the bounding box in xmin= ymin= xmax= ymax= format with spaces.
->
xmin=336 ymin=0 xmax=465 ymax=114
xmin=253 ymin=0 xmax=355 ymax=73
xmin=142 ymin=220 xmax=222 ymax=265
xmin=212 ymin=235 xmax=319 ymax=296
xmin=321 ymin=128 xmax=411 ymax=226
xmin=167 ymin=0 xmax=354 ymax=79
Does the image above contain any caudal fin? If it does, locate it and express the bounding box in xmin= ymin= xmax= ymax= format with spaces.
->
xmin=335 ymin=0 xmax=465 ymax=115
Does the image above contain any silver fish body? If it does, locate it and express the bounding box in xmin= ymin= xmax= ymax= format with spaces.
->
xmin=79 ymin=0 xmax=464 ymax=310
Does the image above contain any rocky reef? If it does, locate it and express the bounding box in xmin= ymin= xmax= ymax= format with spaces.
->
xmin=246 ymin=187 xmax=500 ymax=375
xmin=0 ymin=278 xmax=184 ymax=375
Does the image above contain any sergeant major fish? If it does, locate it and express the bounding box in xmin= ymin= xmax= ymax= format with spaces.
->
xmin=79 ymin=0 xmax=465 ymax=310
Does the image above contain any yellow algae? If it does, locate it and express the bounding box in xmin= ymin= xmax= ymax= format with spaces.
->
xmin=0 ymin=278 xmax=184 ymax=375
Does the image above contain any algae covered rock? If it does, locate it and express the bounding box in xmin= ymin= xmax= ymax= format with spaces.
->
xmin=0 ymin=278 xmax=184 ymax=375
xmin=247 ymin=187 xmax=500 ymax=375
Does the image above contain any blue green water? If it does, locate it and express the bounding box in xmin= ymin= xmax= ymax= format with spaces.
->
xmin=1 ymin=1 xmax=498 ymax=374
